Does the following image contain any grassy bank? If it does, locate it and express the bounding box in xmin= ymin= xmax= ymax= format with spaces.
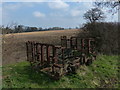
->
xmin=2 ymin=55 xmax=119 ymax=88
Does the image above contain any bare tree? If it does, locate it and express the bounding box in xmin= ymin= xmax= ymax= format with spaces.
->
xmin=94 ymin=0 xmax=120 ymax=14
xmin=83 ymin=8 xmax=105 ymax=23
xmin=14 ymin=25 xmax=24 ymax=33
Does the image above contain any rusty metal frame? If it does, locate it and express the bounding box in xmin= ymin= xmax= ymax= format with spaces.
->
xmin=26 ymin=36 xmax=96 ymax=79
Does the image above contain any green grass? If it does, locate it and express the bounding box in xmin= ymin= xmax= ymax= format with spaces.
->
xmin=2 ymin=55 xmax=119 ymax=88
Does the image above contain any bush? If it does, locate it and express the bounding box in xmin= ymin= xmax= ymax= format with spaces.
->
xmin=81 ymin=22 xmax=119 ymax=55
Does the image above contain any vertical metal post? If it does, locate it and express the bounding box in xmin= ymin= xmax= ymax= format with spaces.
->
xmin=33 ymin=41 xmax=36 ymax=62
xmin=26 ymin=42 xmax=29 ymax=61
xmin=52 ymin=65 xmax=55 ymax=74
xmin=34 ymin=42 xmax=36 ymax=62
xmin=66 ymin=39 xmax=67 ymax=48
xmin=75 ymin=38 xmax=78 ymax=49
xmin=36 ymin=43 xmax=40 ymax=62
xmin=61 ymin=36 xmax=67 ymax=48
xmin=70 ymin=37 xmax=72 ymax=49
xmin=38 ymin=44 xmax=41 ymax=62
xmin=81 ymin=39 xmax=84 ymax=53
xmin=53 ymin=46 xmax=57 ymax=63
xmin=62 ymin=48 xmax=64 ymax=68
xmin=52 ymin=46 xmax=55 ymax=74
xmin=41 ymin=44 xmax=44 ymax=64
xmin=31 ymin=42 xmax=34 ymax=62
xmin=46 ymin=45 xmax=50 ymax=64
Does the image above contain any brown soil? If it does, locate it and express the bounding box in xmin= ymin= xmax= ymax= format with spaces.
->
xmin=2 ymin=29 xmax=82 ymax=65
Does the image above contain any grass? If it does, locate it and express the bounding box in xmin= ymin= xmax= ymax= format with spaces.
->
xmin=2 ymin=55 xmax=119 ymax=88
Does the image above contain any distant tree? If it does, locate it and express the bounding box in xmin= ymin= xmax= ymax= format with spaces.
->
xmin=39 ymin=27 xmax=43 ymax=31
xmin=83 ymin=8 xmax=105 ymax=23
xmin=47 ymin=27 xmax=64 ymax=30
xmin=30 ymin=27 xmax=38 ymax=31
xmin=94 ymin=0 xmax=120 ymax=14
xmin=75 ymin=27 xmax=79 ymax=29
xmin=2 ymin=26 xmax=13 ymax=34
xmin=14 ymin=25 xmax=24 ymax=33
xmin=48 ymin=27 xmax=52 ymax=30
xmin=2 ymin=22 xmax=18 ymax=34
xmin=52 ymin=27 xmax=59 ymax=30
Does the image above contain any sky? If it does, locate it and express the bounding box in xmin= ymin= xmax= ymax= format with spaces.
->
xmin=1 ymin=1 xmax=119 ymax=28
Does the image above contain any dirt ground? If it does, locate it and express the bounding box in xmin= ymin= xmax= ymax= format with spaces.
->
xmin=2 ymin=29 xmax=82 ymax=65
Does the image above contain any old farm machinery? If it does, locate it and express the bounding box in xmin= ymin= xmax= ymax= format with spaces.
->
xmin=26 ymin=36 xmax=97 ymax=79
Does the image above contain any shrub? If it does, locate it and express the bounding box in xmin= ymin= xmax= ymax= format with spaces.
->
xmin=81 ymin=22 xmax=119 ymax=55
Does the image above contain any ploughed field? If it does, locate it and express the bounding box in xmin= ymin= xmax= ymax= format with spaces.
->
xmin=2 ymin=29 xmax=81 ymax=65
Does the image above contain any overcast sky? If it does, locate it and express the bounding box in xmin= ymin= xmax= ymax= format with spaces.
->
xmin=1 ymin=1 xmax=118 ymax=28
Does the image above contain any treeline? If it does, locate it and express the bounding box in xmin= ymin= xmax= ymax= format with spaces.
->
xmin=1 ymin=25 xmax=66 ymax=34
xmin=81 ymin=22 xmax=120 ymax=55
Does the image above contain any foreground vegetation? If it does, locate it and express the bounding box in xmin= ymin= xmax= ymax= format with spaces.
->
xmin=2 ymin=55 xmax=119 ymax=88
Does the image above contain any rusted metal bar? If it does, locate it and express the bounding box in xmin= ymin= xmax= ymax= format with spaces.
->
xmin=36 ymin=43 xmax=40 ymax=61
xmin=61 ymin=36 xmax=67 ymax=48
xmin=29 ymin=41 xmax=33 ymax=62
xmin=33 ymin=41 xmax=36 ymax=62
xmin=26 ymin=36 xmax=96 ymax=79
xmin=61 ymin=48 xmax=64 ymax=67
xmin=37 ymin=44 xmax=41 ymax=61
xmin=26 ymin=42 xmax=29 ymax=61
xmin=34 ymin=42 xmax=37 ymax=62
xmin=41 ymin=45 xmax=44 ymax=64
xmin=88 ymin=39 xmax=94 ymax=54
xmin=36 ymin=43 xmax=54 ymax=46
xmin=70 ymin=37 xmax=74 ymax=49
xmin=46 ymin=45 xmax=50 ymax=64
xmin=70 ymin=37 xmax=72 ymax=49
xmin=52 ymin=46 xmax=57 ymax=63
xmin=52 ymin=65 xmax=55 ymax=74
xmin=81 ymin=39 xmax=84 ymax=53
xmin=75 ymin=38 xmax=77 ymax=49
xmin=31 ymin=41 xmax=34 ymax=63
xmin=52 ymin=46 xmax=56 ymax=74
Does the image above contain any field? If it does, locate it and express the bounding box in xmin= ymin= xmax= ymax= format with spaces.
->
xmin=2 ymin=29 xmax=119 ymax=88
xmin=2 ymin=55 xmax=119 ymax=88
xmin=2 ymin=29 xmax=80 ymax=65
